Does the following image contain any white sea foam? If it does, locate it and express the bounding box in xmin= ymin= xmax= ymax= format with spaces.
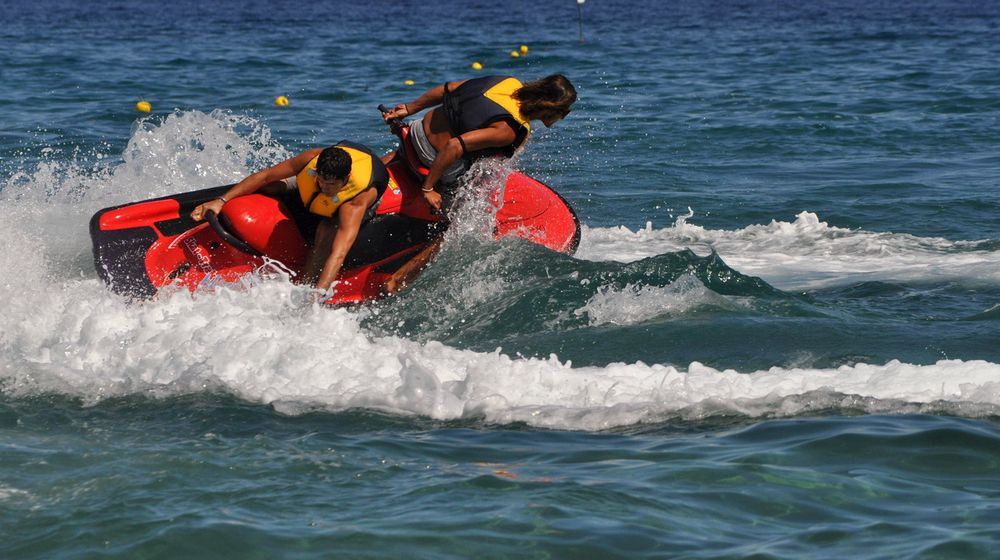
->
xmin=575 ymin=209 xmax=1000 ymax=290
xmin=0 ymin=487 xmax=31 ymax=503
xmin=574 ymin=274 xmax=748 ymax=326
xmin=1 ymin=110 xmax=290 ymax=282
xmin=2 ymin=278 xmax=998 ymax=430
xmin=2 ymin=111 xmax=998 ymax=432
xmin=110 ymin=109 xmax=290 ymax=203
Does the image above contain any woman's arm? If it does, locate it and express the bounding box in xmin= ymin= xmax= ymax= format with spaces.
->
xmin=420 ymin=121 xmax=518 ymax=209
xmin=382 ymin=80 xmax=467 ymax=121
xmin=190 ymin=148 xmax=322 ymax=221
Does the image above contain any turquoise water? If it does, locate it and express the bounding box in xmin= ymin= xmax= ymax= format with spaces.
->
xmin=2 ymin=0 xmax=999 ymax=558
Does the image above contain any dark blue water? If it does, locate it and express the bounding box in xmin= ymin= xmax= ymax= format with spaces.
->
xmin=2 ymin=0 xmax=999 ymax=557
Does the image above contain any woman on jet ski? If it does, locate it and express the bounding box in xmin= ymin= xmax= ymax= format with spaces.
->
xmin=379 ymin=74 xmax=576 ymax=293
xmin=381 ymin=74 xmax=576 ymax=213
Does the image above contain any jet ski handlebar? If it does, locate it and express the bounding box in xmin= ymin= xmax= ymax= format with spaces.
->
xmin=378 ymin=104 xmax=405 ymax=137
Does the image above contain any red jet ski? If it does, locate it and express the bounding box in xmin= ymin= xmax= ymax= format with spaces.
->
xmin=90 ymin=120 xmax=581 ymax=305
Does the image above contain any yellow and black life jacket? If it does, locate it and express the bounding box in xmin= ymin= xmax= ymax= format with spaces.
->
xmin=442 ymin=75 xmax=531 ymax=160
xmin=297 ymin=141 xmax=389 ymax=217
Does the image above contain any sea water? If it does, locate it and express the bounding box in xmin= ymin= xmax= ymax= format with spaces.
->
xmin=2 ymin=0 xmax=999 ymax=558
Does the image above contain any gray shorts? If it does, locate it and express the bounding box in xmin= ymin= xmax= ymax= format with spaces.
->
xmin=407 ymin=118 xmax=466 ymax=186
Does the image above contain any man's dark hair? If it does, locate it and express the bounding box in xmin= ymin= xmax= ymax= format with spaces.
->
xmin=316 ymin=146 xmax=352 ymax=180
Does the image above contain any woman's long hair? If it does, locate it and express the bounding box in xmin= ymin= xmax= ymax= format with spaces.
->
xmin=514 ymin=74 xmax=577 ymax=120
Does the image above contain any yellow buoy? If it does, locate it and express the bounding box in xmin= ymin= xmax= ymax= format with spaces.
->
xmin=471 ymin=61 xmax=483 ymax=70
xmin=135 ymin=100 xmax=152 ymax=113
xmin=404 ymin=79 xmax=415 ymax=86
xmin=509 ymin=50 xmax=520 ymax=58
xmin=274 ymin=95 xmax=289 ymax=107
xmin=520 ymin=45 xmax=529 ymax=55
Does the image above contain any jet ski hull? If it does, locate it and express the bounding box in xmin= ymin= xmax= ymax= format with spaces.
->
xmin=91 ymin=132 xmax=580 ymax=305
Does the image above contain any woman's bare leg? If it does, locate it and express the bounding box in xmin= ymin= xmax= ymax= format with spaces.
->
xmin=382 ymin=236 xmax=443 ymax=295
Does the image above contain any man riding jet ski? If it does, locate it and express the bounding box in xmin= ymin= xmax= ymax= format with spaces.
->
xmin=188 ymin=140 xmax=394 ymax=298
